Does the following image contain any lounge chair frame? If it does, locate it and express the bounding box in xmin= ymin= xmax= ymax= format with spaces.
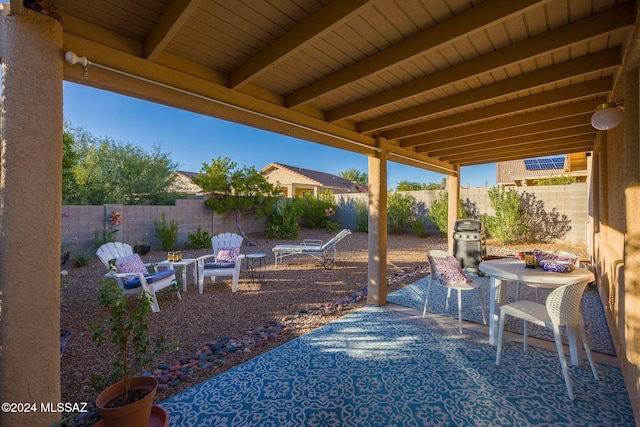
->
xmin=272 ymin=229 xmax=351 ymax=269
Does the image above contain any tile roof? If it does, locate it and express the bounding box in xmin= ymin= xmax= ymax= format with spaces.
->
xmin=263 ymin=163 xmax=364 ymax=192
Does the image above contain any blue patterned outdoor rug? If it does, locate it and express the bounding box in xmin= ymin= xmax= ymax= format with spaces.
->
xmin=160 ymin=306 xmax=633 ymax=426
xmin=387 ymin=275 xmax=616 ymax=356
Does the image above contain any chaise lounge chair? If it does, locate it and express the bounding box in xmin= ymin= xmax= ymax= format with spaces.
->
xmin=272 ymin=229 xmax=351 ymax=269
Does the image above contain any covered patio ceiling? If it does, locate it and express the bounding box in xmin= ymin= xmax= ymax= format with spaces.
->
xmin=37 ymin=0 xmax=634 ymax=176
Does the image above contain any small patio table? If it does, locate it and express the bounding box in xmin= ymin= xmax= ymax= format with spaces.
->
xmin=479 ymin=258 xmax=595 ymax=366
xmin=157 ymin=258 xmax=197 ymax=292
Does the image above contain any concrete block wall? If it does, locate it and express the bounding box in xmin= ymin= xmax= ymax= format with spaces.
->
xmin=61 ymin=198 xmax=264 ymax=252
xmin=334 ymin=183 xmax=588 ymax=246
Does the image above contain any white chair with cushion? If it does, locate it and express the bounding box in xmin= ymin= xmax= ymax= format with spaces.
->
xmin=197 ymin=232 xmax=245 ymax=293
xmin=423 ymin=250 xmax=487 ymax=334
xmin=96 ymin=242 xmax=180 ymax=312
xmin=515 ymin=250 xmax=581 ymax=302
xmin=496 ymin=280 xmax=598 ymax=400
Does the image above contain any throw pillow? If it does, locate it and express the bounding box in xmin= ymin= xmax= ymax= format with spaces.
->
xmin=115 ymin=254 xmax=148 ymax=275
xmin=429 ymin=255 xmax=471 ymax=285
xmin=217 ymin=246 xmax=240 ymax=262
xmin=533 ymin=249 xmax=578 ymax=266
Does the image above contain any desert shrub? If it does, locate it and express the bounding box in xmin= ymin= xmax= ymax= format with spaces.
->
xmin=353 ymin=199 xmax=368 ymax=232
xmin=410 ymin=218 xmax=428 ymax=237
xmin=72 ymin=247 xmax=95 ymax=267
xmin=387 ymin=192 xmax=415 ymax=234
xmin=300 ymin=191 xmax=338 ymax=231
xmin=426 ymin=191 xmax=473 ymax=236
xmin=154 ymin=212 xmax=179 ymax=250
xmin=534 ymin=174 xmax=577 ymax=186
xmin=482 ymin=186 xmax=529 ymax=244
xmin=265 ymin=199 xmax=303 ymax=239
xmin=185 ymin=227 xmax=211 ymax=249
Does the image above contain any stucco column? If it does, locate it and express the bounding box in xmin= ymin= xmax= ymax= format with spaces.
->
xmin=447 ymin=168 xmax=460 ymax=253
xmin=0 ymin=6 xmax=63 ymax=426
xmin=367 ymin=139 xmax=387 ymax=305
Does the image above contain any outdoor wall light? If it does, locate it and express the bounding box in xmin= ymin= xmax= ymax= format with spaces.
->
xmin=590 ymin=102 xmax=624 ymax=130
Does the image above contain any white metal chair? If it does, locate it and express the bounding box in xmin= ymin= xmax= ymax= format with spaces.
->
xmin=197 ymin=232 xmax=245 ymax=293
xmin=423 ymin=250 xmax=487 ymax=334
xmin=496 ymin=281 xmax=598 ymax=400
xmin=515 ymin=251 xmax=581 ymax=302
xmin=96 ymin=242 xmax=179 ymax=312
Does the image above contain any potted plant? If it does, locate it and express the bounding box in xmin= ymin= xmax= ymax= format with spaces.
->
xmin=133 ymin=233 xmax=151 ymax=255
xmin=92 ymin=277 xmax=165 ymax=427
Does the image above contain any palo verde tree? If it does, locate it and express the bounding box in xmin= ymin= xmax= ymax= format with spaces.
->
xmin=63 ymin=125 xmax=179 ymax=205
xmin=193 ymin=156 xmax=281 ymax=245
xmin=339 ymin=168 xmax=368 ymax=186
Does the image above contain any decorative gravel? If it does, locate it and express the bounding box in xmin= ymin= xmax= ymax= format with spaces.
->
xmin=59 ymin=228 xmax=584 ymax=425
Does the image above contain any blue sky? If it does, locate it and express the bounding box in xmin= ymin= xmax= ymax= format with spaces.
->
xmin=63 ymin=81 xmax=496 ymax=189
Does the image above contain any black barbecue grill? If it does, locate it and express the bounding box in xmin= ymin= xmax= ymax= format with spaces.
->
xmin=452 ymin=219 xmax=486 ymax=275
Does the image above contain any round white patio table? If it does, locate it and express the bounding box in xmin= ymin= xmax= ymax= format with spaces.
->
xmin=479 ymin=258 xmax=595 ymax=366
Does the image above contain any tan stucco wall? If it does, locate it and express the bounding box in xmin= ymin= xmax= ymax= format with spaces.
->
xmin=589 ymin=44 xmax=640 ymax=421
xmin=0 ymin=6 xmax=63 ymax=426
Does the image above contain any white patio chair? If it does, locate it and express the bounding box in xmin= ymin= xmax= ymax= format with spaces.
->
xmin=197 ymin=232 xmax=245 ymax=293
xmin=515 ymin=251 xmax=581 ymax=302
xmin=496 ymin=280 xmax=599 ymax=400
xmin=423 ymin=250 xmax=487 ymax=334
xmin=96 ymin=242 xmax=179 ymax=312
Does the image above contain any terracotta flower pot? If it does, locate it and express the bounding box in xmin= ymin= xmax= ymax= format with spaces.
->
xmin=95 ymin=376 xmax=157 ymax=427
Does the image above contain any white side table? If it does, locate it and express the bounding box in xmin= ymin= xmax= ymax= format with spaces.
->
xmin=158 ymin=258 xmax=197 ymax=292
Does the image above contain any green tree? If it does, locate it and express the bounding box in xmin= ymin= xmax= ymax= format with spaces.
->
xmin=339 ymin=168 xmax=368 ymax=185
xmin=62 ymin=123 xmax=78 ymax=198
xmin=63 ymin=126 xmax=178 ymax=205
xmin=396 ymin=178 xmax=446 ymax=191
xmin=193 ymin=156 xmax=281 ymax=245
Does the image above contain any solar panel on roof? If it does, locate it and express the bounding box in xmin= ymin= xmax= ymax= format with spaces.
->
xmin=524 ymin=157 xmax=565 ymax=171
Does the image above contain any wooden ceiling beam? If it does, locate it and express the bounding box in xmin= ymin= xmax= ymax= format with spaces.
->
xmin=385 ymin=79 xmax=610 ymax=141
xmin=144 ymin=0 xmax=203 ymax=61
xmin=404 ymin=100 xmax=602 ymax=149
xmin=328 ymin=3 xmax=633 ymax=123
xmin=422 ymin=124 xmax=596 ymax=159
xmin=453 ymin=140 xmax=594 ymax=166
xmin=358 ymin=48 xmax=620 ymax=134
xmin=229 ymin=0 xmax=377 ymax=89
xmin=285 ymin=0 xmax=548 ymax=108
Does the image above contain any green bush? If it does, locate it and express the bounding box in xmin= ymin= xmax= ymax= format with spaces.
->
xmin=483 ymin=186 xmax=529 ymax=244
xmin=426 ymin=191 xmax=472 ymax=236
xmin=353 ymin=199 xmax=368 ymax=232
xmin=300 ymin=191 xmax=338 ymax=231
xmin=154 ymin=212 xmax=179 ymax=250
xmin=265 ymin=199 xmax=303 ymax=239
xmin=185 ymin=227 xmax=211 ymax=249
xmin=387 ymin=192 xmax=414 ymax=234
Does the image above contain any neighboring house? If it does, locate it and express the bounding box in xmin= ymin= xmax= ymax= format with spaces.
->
xmin=496 ymin=153 xmax=589 ymax=186
xmin=169 ymin=171 xmax=204 ymax=196
xmin=261 ymin=162 xmax=366 ymax=197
